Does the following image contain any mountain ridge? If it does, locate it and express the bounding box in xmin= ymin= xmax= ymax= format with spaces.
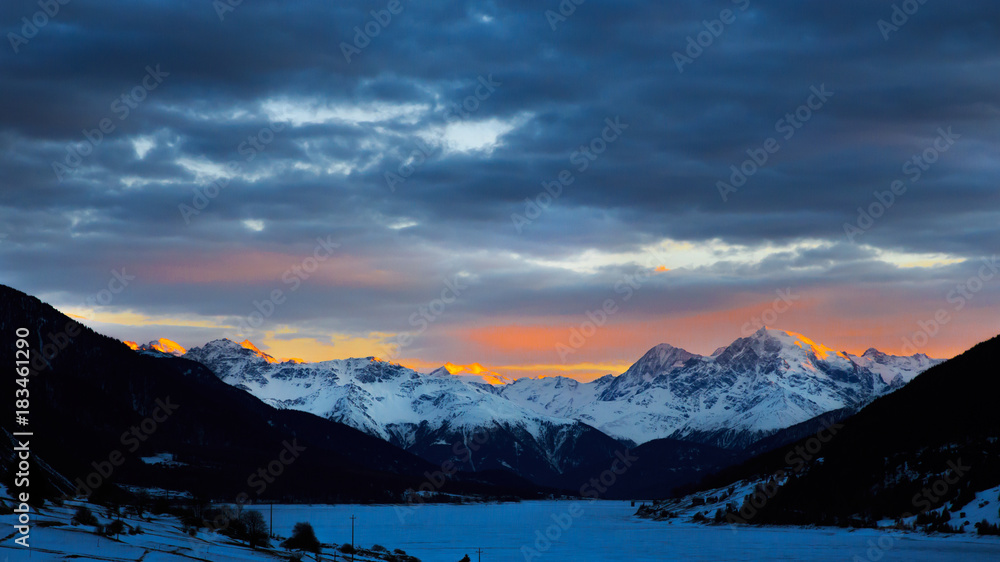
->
xmin=183 ymin=338 xmax=623 ymax=488
xmin=645 ymin=332 xmax=1000 ymax=529
xmin=177 ymin=326 xmax=941 ymax=485
xmin=500 ymin=327 xmax=941 ymax=448
xmin=0 ymin=284 xmax=546 ymax=504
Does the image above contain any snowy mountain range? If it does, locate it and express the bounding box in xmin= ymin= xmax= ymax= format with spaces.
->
xmin=500 ymin=328 xmax=943 ymax=448
xmin=844 ymin=347 xmax=941 ymax=384
xmin=643 ymin=332 xmax=1000 ymax=532
xmin=179 ymin=329 xmax=942 ymax=483
xmin=0 ymin=283 xmax=514 ymax=507
xmin=428 ymin=362 xmax=514 ymax=386
xmin=124 ymin=337 xmax=188 ymax=356
xmin=183 ymin=339 xmax=619 ymax=486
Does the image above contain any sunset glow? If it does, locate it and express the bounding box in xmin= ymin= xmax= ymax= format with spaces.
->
xmin=239 ymin=339 xmax=281 ymax=364
xmin=4 ymin=1 xmax=1000 ymax=558
xmin=6 ymin=0 xmax=997 ymax=385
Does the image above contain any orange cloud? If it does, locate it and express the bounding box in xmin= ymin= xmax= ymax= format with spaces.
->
xmin=90 ymin=284 xmax=993 ymax=383
xmin=447 ymin=287 xmax=986 ymax=374
xmin=494 ymin=362 xmax=632 ymax=381
xmin=246 ymin=331 xmax=399 ymax=363
xmin=452 ymin=296 xmax=836 ymax=370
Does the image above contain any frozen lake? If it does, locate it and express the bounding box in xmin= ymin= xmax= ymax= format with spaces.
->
xmin=254 ymin=500 xmax=1000 ymax=562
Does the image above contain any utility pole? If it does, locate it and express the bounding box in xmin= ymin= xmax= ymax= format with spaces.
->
xmin=270 ymin=503 xmax=273 ymax=538
xmin=476 ymin=547 xmax=484 ymax=562
xmin=350 ymin=515 xmax=357 ymax=562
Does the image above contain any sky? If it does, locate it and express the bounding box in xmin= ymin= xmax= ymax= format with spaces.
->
xmin=1 ymin=0 xmax=998 ymax=380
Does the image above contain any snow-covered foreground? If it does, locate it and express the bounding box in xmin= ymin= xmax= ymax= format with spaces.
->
xmin=0 ymin=498 xmax=291 ymax=561
xmin=3 ymin=499 xmax=1000 ymax=561
xmin=266 ymin=501 xmax=1000 ymax=562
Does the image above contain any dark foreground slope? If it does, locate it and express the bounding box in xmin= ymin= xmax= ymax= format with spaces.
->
xmin=557 ymin=437 xmax=738 ymax=500
xmin=675 ymin=334 xmax=1000 ymax=526
xmin=0 ymin=284 xmax=545 ymax=503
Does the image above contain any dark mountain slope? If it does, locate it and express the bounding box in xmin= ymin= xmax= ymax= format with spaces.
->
xmin=562 ymin=437 xmax=741 ymax=500
xmin=739 ymin=407 xmax=857 ymax=460
xmin=0 ymin=284 xmax=546 ymax=503
xmin=667 ymin=334 xmax=1000 ymax=526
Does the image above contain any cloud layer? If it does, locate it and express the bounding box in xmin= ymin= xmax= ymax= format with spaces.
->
xmin=2 ymin=0 xmax=998 ymax=376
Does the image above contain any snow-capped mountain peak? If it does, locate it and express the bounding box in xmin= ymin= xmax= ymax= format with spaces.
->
xmin=181 ymin=341 xmax=608 ymax=481
xmin=432 ymin=362 xmax=514 ymax=385
xmin=746 ymin=326 xmax=849 ymax=362
xmin=237 ymin=339 xmax=280 ymax=363
xmin=847 ymin=346 xmax=943 ymax=384
xmin=862 ymin=347 xmax=885 ymax=358
xmin=177 ymin=328 xmax=942 ymax=457
xmin=504 ymin=328 xmax=942 ymax=448
xmin=124 ymin=338 xmax=187 ymax=357
xmin=619 ymin=343 xmax=699 ymax=385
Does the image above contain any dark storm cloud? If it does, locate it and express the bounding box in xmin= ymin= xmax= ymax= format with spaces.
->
xmin=1 ymin=0 xmax=998 ymax=358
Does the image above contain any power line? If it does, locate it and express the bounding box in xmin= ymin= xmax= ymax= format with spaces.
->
xmin=350 ymin=515 xmax=357 ymax=562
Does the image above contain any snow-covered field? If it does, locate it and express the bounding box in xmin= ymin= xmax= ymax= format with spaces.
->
xmin=3 ymin=499 xmax=1000 ymax=561
xmin=0 ymin=497 xmax=299 ymax=562
xmin=265 ymin=500 xmax=1000 ymax=562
